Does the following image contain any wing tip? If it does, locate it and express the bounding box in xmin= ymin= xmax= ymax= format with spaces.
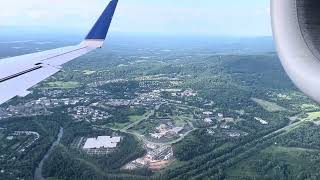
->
xmin=85 ymin=0 xmax=119 ymax=41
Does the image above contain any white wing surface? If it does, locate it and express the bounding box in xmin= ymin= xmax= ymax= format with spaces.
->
xmin=0 ymin=0 xmax=119 ymax=104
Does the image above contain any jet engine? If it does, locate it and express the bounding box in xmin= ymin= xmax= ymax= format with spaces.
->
xmin=271 ymin=0 xmax=320 ymax=103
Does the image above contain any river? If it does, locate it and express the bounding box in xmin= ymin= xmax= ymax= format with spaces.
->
xmin=34 ymin=127 xmax=64 ymax=180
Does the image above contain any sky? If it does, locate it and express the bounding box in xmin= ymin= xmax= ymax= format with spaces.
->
xmin=0 ymin=0 xmax=271 ymax=37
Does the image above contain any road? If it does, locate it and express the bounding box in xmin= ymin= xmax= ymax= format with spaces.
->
xmin=111 ymin=110 xmax=196 ymax=146
xmin=121 ymin=110 xmax=155 ymax=131
xmin=180 ymin=113 xmax=316 ymax=178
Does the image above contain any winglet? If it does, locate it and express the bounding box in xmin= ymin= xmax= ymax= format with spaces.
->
xmin=81 ymin=0 xmax=118 ymax=48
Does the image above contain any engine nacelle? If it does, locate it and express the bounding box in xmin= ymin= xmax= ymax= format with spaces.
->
xmin=271 ymin=0 xmax=320 ymax=103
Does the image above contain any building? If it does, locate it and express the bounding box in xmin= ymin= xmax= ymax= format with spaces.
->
xmin=150 ymin=125 xmax=183 ymax=139
xmin=83 ymin=136 xmax=121 ymax=149
xmin=203 ymin=111 xmax=213 ymax=116
xmin=6 ymin=136 xmax=14 ymax=140
xmin=254 ymin=117 xmax=268 ymax=125
xmin=204 ymin=118 xmax=213 ymax=123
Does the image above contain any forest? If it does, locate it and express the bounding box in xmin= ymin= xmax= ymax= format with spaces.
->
xmin=1 ymin=38 xmax=320 ymax=179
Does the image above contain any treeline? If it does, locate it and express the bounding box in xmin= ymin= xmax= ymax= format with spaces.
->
xmin=163 ymin=130 xmax=284 ymax=179
xmin=157 ymin=104 xmax=173 ymax=117
xmin=107 ymin=107 xmax=146 ymax=124
xmin=44 ymin=121 xmax=147 ymax=179
xmin=43 ymin=146 xmax=150 ymax=180
xmin=42 ymin=146 xmax=103 ymax=180
xmin=165 ymin=114 xmax=288 ymax=179
xmin=99 ymin=80 xmax=140 ymax=98
xmin=93 ymin=135 xmax=146 ymax=170
xmin=0 ymin=115 xmax=62 ymax=180
xmin=241 ymin=147 xmax=320 ymax=180
xmin=173 ymin=129 xmax=224 ymax=161
xmin=277 ymin=122 xmax=320 ymax=149
xmin=173 ymin=112 xmax=289 ymax=162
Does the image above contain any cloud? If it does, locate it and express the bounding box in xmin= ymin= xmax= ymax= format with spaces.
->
xmin=0 ymin=0 xmax=105 ymax=28
xmin=0 ymin=0 xmax=272 ymax=36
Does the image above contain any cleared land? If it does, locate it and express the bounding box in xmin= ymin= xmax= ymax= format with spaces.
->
xmin=302 ymin=111 xmax=320 ymax=121
xmin=251 ymin=98 xmax=287 ymax=112
xmin=45 ymin=81 xmax=80 ymax=89
xmin=300 ymin=103 xmax=319 ymax=111
xmin=83 ymin=70 xmax=96 ymax=75
xmin=128 ymin=112 xmax=151 ymax=122
xmin=110 ymin=111 xmax=154 ymax=130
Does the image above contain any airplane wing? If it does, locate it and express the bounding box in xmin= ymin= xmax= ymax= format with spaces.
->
xmin=0 ymin=0 xmax=119 ymax=105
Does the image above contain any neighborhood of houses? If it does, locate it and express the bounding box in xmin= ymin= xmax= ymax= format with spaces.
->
xmin=0 ymin=74 xmax=273 ymax=173
xmin=3 ymin=131 xmax=40 ymax=154
xmin=68 ymin=106 xmax=112 ymax=122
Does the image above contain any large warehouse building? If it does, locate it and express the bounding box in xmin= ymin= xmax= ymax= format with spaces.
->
xmin=83 ymin=136 xmax=121 ymax=149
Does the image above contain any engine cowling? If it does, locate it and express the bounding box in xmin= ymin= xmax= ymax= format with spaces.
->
xmin=271 ymin=0 xmax=320 ymax=103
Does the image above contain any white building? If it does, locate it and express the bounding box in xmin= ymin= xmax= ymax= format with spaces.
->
xmin=204 ymin=118 xmax=213 ymax=123
xmin=83 ymin=136 xmax=121 ymax=149
xmin=254 ymin=117 xmax=269 ymax=125
xmin=6 ymin=136 xmax=14 ymax=140
xmin=203 ymin=111 xmax=213 ymax=116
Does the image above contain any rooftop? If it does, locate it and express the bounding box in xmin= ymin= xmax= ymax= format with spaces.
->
xmin=83 ymin=136 xmax=121 ymax=149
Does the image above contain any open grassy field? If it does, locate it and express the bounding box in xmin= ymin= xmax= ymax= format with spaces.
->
xmin=111 ymin=111 xmax=153 ymax=130
xmin=251 ymin=98 xmax=287 ymax=112
xmin=128 ymin=112 xmax=150 ymax=122
xmin=293 ymin=112 xmax=320 ymax=124
xmin=110 ymin=122 xmax=131 ymax=130
xmin=301 ymin=112 xmax=320 ymax=121
xmin=300 ymin=103 xmax=320 ymax=111
xmin=45 ymin=81 xmax=80 ymax=89
xmin=172 ymin=116 xmax=189 ymax=127
xmin=83 ymin=70 xmax=96 ymax=75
